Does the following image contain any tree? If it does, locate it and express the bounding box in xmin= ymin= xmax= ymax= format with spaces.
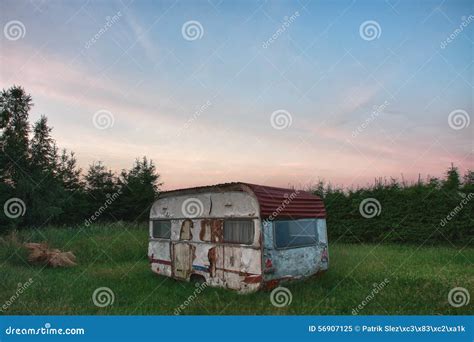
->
xmin=57 ymin=149 xmax=82 ymax=192
xmin=442 ymin=164 xmax=461 ymax=191
xmin=462 ymin=169 xmax=474 ymax=193
xmin=56 ymin=149 xmax=87 ymax=224
xmin=30 ymin=115 xmax=57 ymax=173
xmin=116 ymin=157 xmax=161 ymax=221
xmin=85 ymin=162 xmax=119 ymax=221
xmin=0 ymin=86 xmax=32 ymax=184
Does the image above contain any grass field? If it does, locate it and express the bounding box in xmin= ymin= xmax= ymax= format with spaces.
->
xmin=0 ymin=223 xmax=472 ymax=315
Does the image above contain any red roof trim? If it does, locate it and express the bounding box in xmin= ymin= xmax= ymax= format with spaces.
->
xmin=159 ymin=182 xmax=326 ymax=219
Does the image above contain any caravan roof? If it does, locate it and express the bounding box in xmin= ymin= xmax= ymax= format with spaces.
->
xmin=158 ymin=182 xmax=326 ymax=220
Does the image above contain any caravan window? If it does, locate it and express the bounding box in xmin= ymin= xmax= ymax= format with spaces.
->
xmin=274 ymin=219 xmax=318 ymax=248
xmin=152 ymin=220 xmax=171 ymax=239
xmin=223 ymin=220 xmax=254 ymax=245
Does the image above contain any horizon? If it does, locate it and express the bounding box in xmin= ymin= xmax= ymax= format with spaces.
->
xmin=1 ymin=0 xmax=472 ymax=190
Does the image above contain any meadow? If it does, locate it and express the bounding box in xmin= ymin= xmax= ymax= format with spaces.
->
xmin=0 ymin=223 xmax=472 ymax=315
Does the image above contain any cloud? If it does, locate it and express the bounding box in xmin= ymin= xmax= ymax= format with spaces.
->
xmin=123 ymin=12 xmax=160 ymax=65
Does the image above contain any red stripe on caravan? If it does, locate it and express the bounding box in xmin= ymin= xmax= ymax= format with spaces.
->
xmin=243 ymin=275 xmax=262 ymax=284
xmin=151 ymin=258 xmax=171 ymax=266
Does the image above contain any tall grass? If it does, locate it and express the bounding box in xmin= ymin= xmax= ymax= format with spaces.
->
xmin=0 ymin=223 xmax=472 ymax=315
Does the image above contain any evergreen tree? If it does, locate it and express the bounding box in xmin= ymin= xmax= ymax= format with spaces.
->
xmin=27 ymin=115 xmax=65 ymax=226
xmin=117 ymin=157 xmax=161 ymax=221
xmin=462 ymin=169 xmax=474 ymax=193
xmin=30 ymin=115 xmax=57 ymax=173
xmin=57 ymin=149 xmax=87 ymax=224
xmin=0 ymin=86 xmax=32 ymax=184
xmin=442 ymin=164 xmax=461 ymax=191
xmin=57 ymin=149 xmax=82 ymax=192
xmin=85 ymin=162 xmax=118 ymax=221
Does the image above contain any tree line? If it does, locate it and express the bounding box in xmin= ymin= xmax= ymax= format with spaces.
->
xmin=312 ymin=166 xmax=473 ymax=245
xmin=1 ymin=86 xmax=161 ymax=229
xmin=1 ymin=86 xmax=472 ymax=245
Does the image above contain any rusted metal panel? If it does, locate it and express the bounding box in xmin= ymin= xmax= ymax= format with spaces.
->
xmin=180 ymin=219 xmax=193 ymax=240
xmin=200 ymin=219 xmax=223 ymax=243
xmin=148 ymin=183 xmax=328 ymax=293
xmin=172 ymin=243 xmax=195 ymax=279
xmin=148 ymin=239 xmax=172 ymax=277
xmin=261 ymin=219 xmax=328 ymax=284
xmin=149 ymin=190 xmax=263 ymax=293
xmin=244 ymin=183 xmax=326 ymax=219
xmin=155 ymin=182 xmax=325 ymax=220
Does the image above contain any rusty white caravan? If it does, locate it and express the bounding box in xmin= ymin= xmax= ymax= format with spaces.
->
xmin=148 ymin=182 xmax=328 ymax=293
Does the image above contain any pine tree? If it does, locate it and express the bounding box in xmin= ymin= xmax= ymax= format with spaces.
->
xmin=31 ymin=115 xmax=57 ymax=173
xmin=85 ymin=162 xmax=119 ymax=221
xmin=117 ymin=157 xmax=161 ymax=221
xmin=57 ymin=149 xmax=82 ymax=192
xmin=442 ymin=164 xmax=461 ymax=191
xmin=462 ymin=169 xmax=474 ymax=193
xmin=0 ymin=86 xmax=32 ymax=184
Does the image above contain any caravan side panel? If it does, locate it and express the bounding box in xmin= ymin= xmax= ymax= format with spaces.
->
xmin=149 ymin=191 xmax=262 ymax=293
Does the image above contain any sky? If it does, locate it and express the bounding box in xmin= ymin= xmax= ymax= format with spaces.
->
xmin=0 ymin=0 xmax=472 ymax=190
